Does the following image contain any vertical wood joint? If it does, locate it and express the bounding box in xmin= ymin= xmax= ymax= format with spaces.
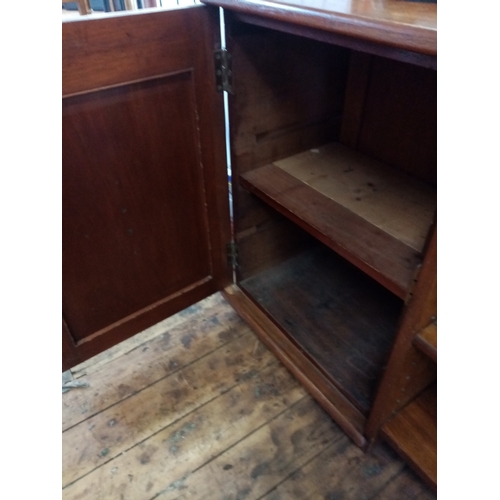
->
xmin=340 ymin=52 xmax=372 ymax=149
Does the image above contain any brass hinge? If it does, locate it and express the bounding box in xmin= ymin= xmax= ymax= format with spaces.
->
xmin=214 ymin=49 xmax=233 ymax=94
xmin=226 ymin=241 xmax=238 ymax=268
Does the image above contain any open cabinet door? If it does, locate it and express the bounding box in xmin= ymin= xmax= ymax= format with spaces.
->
xmin=62 ymin=6 xmax=231 ymax=371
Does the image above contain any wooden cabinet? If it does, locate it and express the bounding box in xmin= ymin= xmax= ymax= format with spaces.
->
xmin=63 ymin=0 xmax=437 ymax=489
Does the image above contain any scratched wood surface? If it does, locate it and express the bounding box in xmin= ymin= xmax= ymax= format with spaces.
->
xmin=62 ymin=292 xmax=436 ymax=500
xmin=273 ymin=143 xmax=436 ymax=252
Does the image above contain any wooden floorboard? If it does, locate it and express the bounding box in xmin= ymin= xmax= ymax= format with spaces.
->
xmin=262 ymin=437 xmax=435 ymax=500
xmin=63 ymin=294 xmax=244 ymax=431
xmin=63 ymin=332 xmax=280 ymax=487
xmin=370 ymin=467 xmax=437 ymax=500
xmin=68 ymin=295 xmax=230 ymax=378
xmin=62 ymin=292 xmax=436 ymax=500
xmin=146 ymin=397 xmax=336 ymax=500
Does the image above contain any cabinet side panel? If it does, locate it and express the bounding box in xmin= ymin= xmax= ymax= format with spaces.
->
xmin=227 ymin=20 xmax=350 ymax=276
xmin=366 ymin=226 xmax=437 ymax=440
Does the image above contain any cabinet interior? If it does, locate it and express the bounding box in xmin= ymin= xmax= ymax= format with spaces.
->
xmin=228 ymin=19 xmax=437 ymax=423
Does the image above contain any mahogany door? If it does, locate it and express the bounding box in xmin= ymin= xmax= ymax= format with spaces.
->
xmin=62 ymin=7 xmax=231 ymax=370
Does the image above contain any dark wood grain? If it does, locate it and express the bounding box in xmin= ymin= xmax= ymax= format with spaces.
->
xmin=203 ymin=0 xmax=436 ymax=55
xmin=240 ymin=163 xmax=424 ymax=298
xmin=236 ymin=215 xmax=314 ymax=281
xmin=63 ymin=74 xmax=213 ymax=341
xmin=355 ymin=55 xmax=437 ymax=185
xmin=223 ymin=285 xmax=367 ymax=447
xmin=382 ymin=384 xmax=437 ymax=490
xmin=340 ymin=51 xmax=372 ymax=148
xmin=62 ymin=7 xmax=231 ymax=368
xmin=239 ymin=245 xmax=402 ymax=414
xmin=340 ymin=52 xmax=436 ymax=184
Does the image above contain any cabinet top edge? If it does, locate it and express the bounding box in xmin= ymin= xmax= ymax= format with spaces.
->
xmin=201 ymin=0 xmax=436 ymax=56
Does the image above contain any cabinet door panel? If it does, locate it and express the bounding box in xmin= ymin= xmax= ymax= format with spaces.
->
xmin=62 ymin=7 xmax=230 ymax=370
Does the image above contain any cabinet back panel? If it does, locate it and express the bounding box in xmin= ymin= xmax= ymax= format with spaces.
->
xmin=343 ymin=54 xmax=437 ymax=185
xmin=228 ymin=24 xmax=349 ymax=177
xmin=237 ymin=211 xmax=315 ymax=281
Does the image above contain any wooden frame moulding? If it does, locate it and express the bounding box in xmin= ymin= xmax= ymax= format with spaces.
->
xmin=203 ymin=0 xmax=437 ymax=65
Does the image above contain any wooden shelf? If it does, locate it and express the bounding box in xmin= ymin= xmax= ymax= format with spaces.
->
xmin=240 ymin=142 xmax=436 ymax=299
xmin=382 ymin=384 xmax=437 ymax=489
xmin=414 ymin=322 xmax=437 ymax=362
xmin=240 ymin=245 xmax=403 ymax=414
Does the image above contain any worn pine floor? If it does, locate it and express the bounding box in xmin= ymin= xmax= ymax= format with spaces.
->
xmin=62 ymin=293 xmax=436 ymax=500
